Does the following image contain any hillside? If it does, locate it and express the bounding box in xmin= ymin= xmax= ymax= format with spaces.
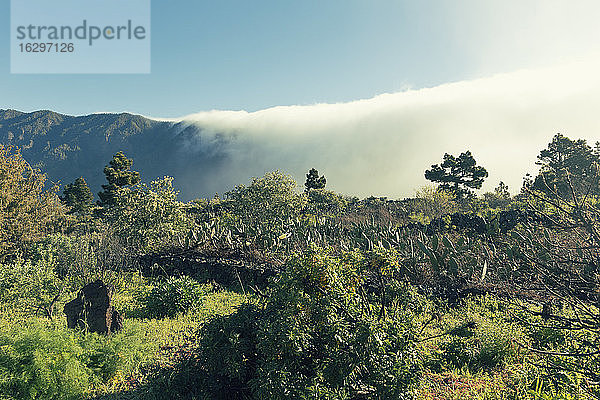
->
xmin=0 ymin=109 xmax=226 ymax=200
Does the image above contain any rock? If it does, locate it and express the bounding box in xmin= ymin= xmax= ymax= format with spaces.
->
xmin=64 ymin=280 xmax=123 ymax=334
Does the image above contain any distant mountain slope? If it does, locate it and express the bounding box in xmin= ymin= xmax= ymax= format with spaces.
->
xmin=0 ymin=109 xmax=229 ymax=200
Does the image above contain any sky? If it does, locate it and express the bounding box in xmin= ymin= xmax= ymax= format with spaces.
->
xmin=1 ymin=1 xmax=600 ymax=117
xmin=176 ymin=57 xmax=600 ymax=198
xmin=2 ymin=1 xmax=600 ymax=198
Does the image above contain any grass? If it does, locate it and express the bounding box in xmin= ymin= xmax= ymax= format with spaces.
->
xmin=0 ymin=279 xmax=248 ymax=400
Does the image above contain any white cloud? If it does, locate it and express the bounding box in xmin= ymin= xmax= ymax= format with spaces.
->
xmin=178 ymin=55 xmax=600 ymax=198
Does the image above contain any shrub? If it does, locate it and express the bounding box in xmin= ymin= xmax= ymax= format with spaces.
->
xmin=143 ymin=276 xmax=208 ymax=318
xmin=224 ymin=171 xmax=306 ymax=235
xmin=0 ymin=319 xmax=156 ymax=400
xmin=410 ymin=186 xmax=458 ymax=224
xmin=0 ymin=258 xmax=74 ymax=318
xmin=0 ymin=145 xmax=66 ymax=261
xmin=103 ymin=176 xmax=193 ymax=255
xmin=187 ymin=248 xmax=422 ymax=399
xmin=305 ymin=189 xmax=347 ymax=216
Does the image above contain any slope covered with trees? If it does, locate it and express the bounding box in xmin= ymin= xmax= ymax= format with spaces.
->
xmin=0 ymin=109 xmax=227 ymax=201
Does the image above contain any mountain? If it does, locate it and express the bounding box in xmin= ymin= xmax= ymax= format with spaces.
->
xmin=0 ymin=109 xmax=230 ymax=200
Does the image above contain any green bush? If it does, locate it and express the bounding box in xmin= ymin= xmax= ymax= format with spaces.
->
xmin=0 ymin=319 xmax=156 ymax=400
xmin=182 ymin=248 xmax=422 ymax=399
xmin=224 ymin=171 xmax=306 ymax=235
xmin=143 ymin=276 xmax=208 ymax=318
xmin=103 ymin=176 xmax=193 ymax=255
xmin=305 ymin=189 xmax=347 ymax=216
xmin=0 ymin=258 xmax=74 ymax=318
xmin=425 ymin=297 xmax=521 ymax=374
xmin=27 ymin=233 xmax=97 ymax=282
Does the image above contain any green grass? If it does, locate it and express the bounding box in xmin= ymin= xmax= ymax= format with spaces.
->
xmin=0 ymin=287 xmax=248 ymax=400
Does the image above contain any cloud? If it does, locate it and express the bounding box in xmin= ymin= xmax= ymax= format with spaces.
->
xmin=177 ymin=55 xmax=600 ymax=199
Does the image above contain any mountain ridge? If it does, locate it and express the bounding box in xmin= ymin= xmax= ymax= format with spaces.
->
xmin=0 ymin=108 xmax=226 ymax=200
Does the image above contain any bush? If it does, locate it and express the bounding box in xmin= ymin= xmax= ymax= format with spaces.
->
xmin=0 ymin=145 xmax=66 ymax=261
xmin=103 ymin=176 xmax=193 ymax=255
xmin=0 ymin=258 xmax=74 ymax=318
xmin=0 ymin=319 xmax=156 ymax=400
xmin=410 ymin=186 xmax=458 ymax=224
xmin=305 ymin=189 xmax=347 ymax=216
xmin=224 ymin=171 xmax=306 ymax=235
xmin=184 ymin=248 xmax=422 ymax=399
xmin=143 ymin=276 xmax=208 ymax=318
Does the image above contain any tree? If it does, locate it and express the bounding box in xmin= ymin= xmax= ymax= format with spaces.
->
xmin=411 ymin=186 xmax=458 ymax=224
xmin=533 ymin=133 xmax=599 ymax=197
xmin=225 ymin=171 xmax=306 ymax=237
xmin=512 ymin=169 xmax=600 ymax=392
xmin=494 ymin=181 xmax=510 ymax=199
xmin=0 ymin=145 xmax=65 ymax=260
xmin=425 ymin=151 xmax=488 ymax=200
xmin=61 ymin=177 xmax=93 ymax=215
xmin=304 ymin=168 xmax=326 ymax=191
xmin=103 ymin=176 xmax=192 ymax=255
xmin=97 ymin=151 xmax=140 ymax=208
xmin=482 ymin=181 xmax=511 ymax=210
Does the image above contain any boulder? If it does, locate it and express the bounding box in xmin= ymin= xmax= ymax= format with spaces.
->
xmin=64 ymin=280 xmax=123 ymax=334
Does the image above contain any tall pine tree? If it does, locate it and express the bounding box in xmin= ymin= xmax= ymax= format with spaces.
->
xmin=61 ymin=177 xmax=93 ymax=215
xmin=97 ymin=151 xmax=140 ymax=208
xmin=304 ymin=168 xmax=327 ymax=191
xmin=425 ymin=151 xmax=488 ymax=200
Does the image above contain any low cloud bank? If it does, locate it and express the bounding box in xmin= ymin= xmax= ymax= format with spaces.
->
xmin=178 ymin=56 xmax=600 ymax=198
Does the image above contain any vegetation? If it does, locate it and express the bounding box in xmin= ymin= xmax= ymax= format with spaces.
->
xmin=305 ymin=167 xmax=327 ymax=190
xmin=425 ymin=151 xmax=489 ymax=200
xmin=61 ymin=177 xmax=94 ymax=216
xmin=0 ymin=134 xmax=599 ymax=399
xmin=97 ymin=151 xmax=141 ymax=208
xmin=0 ymin=145 xmax=65 ymax=262
xmin=533 ymin=133 xmax=600 ymax=197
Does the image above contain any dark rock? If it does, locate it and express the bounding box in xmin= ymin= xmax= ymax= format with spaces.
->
xmin=64 ymin=280 xmax=123 ymax=334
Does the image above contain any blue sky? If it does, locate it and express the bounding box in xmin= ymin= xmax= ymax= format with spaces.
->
xmin=2 ymin=0 xmax=599 ymax=118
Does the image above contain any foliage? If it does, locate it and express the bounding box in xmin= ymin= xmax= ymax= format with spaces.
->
xmin=28 ymin=233 xmax=100 ymax=283
xmin=0 ymin=258 xmax=71 ymax=319
xmin=425 ymin=298 xmax=521 ymax=374
xmin=191 ymin=248 xmax=422 ymax=399
xmin=305 ymin=188 xmax=347 ymax=216
xmin=0 ymin=145 xmax=65 ymax=261
xmin=0 ymin=318 xmax=157 ymax=400
xmin=224 ymin=171 xmax=306 ymax=236
xmin=103 ymin=176 xmax=193 ymax=255
xmin=143 ymin=276 xmax=209 ymax=319
xmin=505 ymin=170 xmax=600 ymax=394
xmin=305 ymin=167 xmax=327 ymax=190
xmin=482 ymin=181 xmax=512 ymax=211
xmin=61 ymin=177 xmax=94 ymax=216
xmin=97 ymin=151 xmax=141 ymax=208
xmin=533 ymin=133 xmax=600 ymax=197
xmin=410 ymin=186 xmax=459 ymax=224
xmin=425 ymin=151 xmax=488 ymax=200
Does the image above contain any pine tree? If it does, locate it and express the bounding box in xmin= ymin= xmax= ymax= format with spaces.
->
xmin=304 ymin=168 xmax=327 ymax=191
xmin=97 ymin=151 xmax=140 ymax=208
xmin=61 ymin=177 xmax=93 ymax=215
xmin=425 ymin=151 xmax=488 ymax=200
xmin=533 ymin=133 xmax=599 ymax=197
